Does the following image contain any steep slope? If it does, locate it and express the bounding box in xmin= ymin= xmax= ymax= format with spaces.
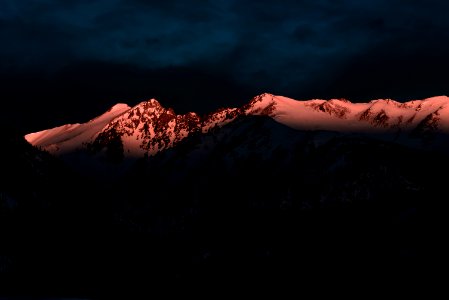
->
xmin=25 ymin=103 xmax=131 ymax=154
xmin=91 ymin=100 xmax=244 ymax=158
xmin=92 ymin=99 xmax=202 ymax=157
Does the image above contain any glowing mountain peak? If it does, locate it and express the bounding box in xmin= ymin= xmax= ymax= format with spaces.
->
xmin=107 ymin=103 xmax=131 ymax=113
xmin=25 ymin=94 xmax=449 ymax=159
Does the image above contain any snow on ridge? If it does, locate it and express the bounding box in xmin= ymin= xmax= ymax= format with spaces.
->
xmin=243 ymin=93 xmax=449 ymax=133
xmin=25 ymin=102 xmax=131 ymax=153
xmin=421 ymin=95 xmax=449 ymax=103
xmin=25 ymin=123 xmax=81 ymax=145
xmin=107 ymin=103 xmax=132 ymax=113
xmin=202 ymin=107 xmax=240 ymax=133
xmin=24 ymin=94 xmax=449 ymax=158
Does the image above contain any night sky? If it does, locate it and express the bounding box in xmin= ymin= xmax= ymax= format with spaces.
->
xmin=2 ymin=0 xmax=449 ymax=133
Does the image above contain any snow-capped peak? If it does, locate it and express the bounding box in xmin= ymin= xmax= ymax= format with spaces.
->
xmin=107 ymin=103 xmax=131 ymax=113
xmin=92 ymin=99 xmax=201 ymax=156
xmin=244 ymin=93 xmax=278 ymax=115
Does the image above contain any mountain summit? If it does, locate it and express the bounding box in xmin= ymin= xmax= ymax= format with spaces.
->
xmin=25 ymin=94 xmax=449 ymax=158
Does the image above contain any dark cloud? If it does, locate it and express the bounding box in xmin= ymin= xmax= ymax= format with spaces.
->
xmin=310 ymin=34 xmax=449 ymax=101
xmin=2 ymin=0 xmax=449 ymax=131
xmin=1 ymin=62 xmax=254 ymax=133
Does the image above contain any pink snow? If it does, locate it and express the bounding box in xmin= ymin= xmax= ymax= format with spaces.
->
xmin=25 ymin=103 xmax=131 ymax=154
xmin=25 ymin=94 xmax=449 ymax=157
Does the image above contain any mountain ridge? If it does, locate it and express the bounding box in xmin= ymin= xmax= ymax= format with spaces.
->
xmin=25 ymin=93 xmax=449 ymax=158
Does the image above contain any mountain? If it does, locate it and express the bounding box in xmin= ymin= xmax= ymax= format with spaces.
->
xmin=4 ymin=94 xmax=448 ymax=296
xmin=25 ymin=93 xmax=449 ymax=162
xmin=25 ymin=103 xmax=131 ymax=154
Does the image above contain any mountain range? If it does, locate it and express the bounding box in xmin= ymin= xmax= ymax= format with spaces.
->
xmin=24 ymin=93 xmax=449 ymax=176
xmin=1 ymin=93 xmax=447 ymax=296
